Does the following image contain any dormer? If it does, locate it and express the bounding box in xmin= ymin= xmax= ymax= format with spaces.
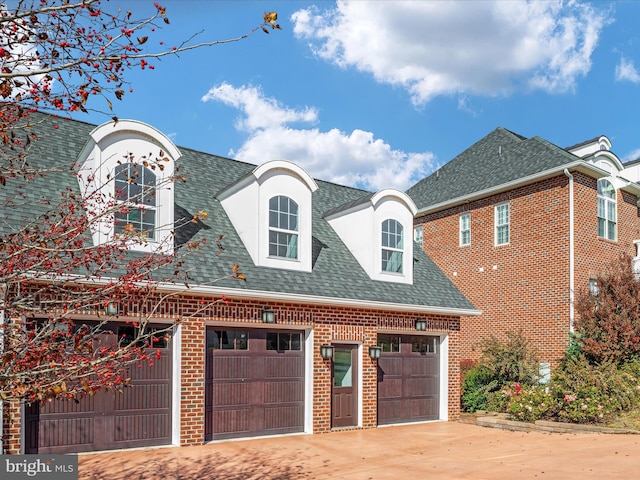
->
xmin=567 ymin=135 xmax=612 ymax=158
xmin=76 ymin=120 xmax=180 ymax=253
xmin=324 ymin=190 xmax=417 ymax=284
xmin=217 ymin=160 xmax=318 ymax=272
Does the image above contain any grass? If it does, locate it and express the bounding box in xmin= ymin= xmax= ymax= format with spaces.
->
xmin=608 ymin=409 xmax=640 ymax=431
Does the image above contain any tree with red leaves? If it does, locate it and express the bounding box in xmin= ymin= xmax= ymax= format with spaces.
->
xmin=574 ymin=254 xmax=640 ymax=365
xmin=0 ymin=0 xmax=272 ymax=407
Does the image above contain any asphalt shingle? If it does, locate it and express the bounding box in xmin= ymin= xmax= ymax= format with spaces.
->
xmin=1 ymin=113 xmax=475 ymax=313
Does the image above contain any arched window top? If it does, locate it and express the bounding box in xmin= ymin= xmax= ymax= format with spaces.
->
xmin=597 ymin=178 xmax=615 ymax=199
xmin=381 ymin=219 xmax=404 ymax=273
xmin=269 ymin=195 xmax=299 ymax=259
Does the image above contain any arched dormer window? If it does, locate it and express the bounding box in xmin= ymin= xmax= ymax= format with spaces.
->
xmin=381 ymin=219 xmax=403 ymax=273
xmin=269 ymin=195 xmax=298 ymax=259
xmin=114 ymin=163 xmax=157 ymax=239
xmin=597 ymin=179 xmax=616 ymax=241
xmin=77 ymin=120 xmax=179 ymax=254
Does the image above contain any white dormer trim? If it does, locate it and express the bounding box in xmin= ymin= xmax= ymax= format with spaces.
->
xmin=218 ymin=160 xmax=318 ymax=272
xmin=326 ymin=189 xmax=417 ymax=284
xmin=76 ymin=120 xmax=180 ymax=253
xmin=591 ymin=151 xmax=624 ymax=174
xmin=568 ymin=135 xmax=612 ymax=158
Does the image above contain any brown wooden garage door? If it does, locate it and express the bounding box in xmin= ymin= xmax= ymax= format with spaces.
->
xmin=205 ymin=327 xmax=305 ymax=441
xmin=24 ymin=325 xmax=172 ymax=454
xmin=377 ymin=334 xmax=439 ymax=425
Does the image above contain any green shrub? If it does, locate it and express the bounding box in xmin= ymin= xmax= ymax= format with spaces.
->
xmin=486 ymin=389 xmax=511 ymax=413
xmin=461 ymin=365 xmax=497 ymax=412
xmin=550 ymin=355 xmax=640 ymax=423
xmin=479 ymin=330 xmax=540 ymax=386
xmin=506 ymin=384 xmax=553 ymax=422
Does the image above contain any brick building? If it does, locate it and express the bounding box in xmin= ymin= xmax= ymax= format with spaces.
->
xmin=1 ymin=115 xmax=477 ymax=454
xmin=408 ymin=128 xmax=640 ymax=369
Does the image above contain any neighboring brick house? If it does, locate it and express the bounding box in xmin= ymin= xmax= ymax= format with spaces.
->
xmin=408 ymin=128 xmax=640 ymax=371
xmin=1 ymin=115 xmax=478 ymax=454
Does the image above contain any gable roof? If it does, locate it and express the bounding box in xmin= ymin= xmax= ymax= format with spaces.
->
xmin=406 ymin=127 xmax=586 ymax=213
xmin=1 ymin=113 xmax=477 ymax=316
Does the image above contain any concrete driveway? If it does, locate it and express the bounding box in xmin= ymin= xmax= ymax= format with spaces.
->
xmin=78 ymin=422 xmax=640 ymax=479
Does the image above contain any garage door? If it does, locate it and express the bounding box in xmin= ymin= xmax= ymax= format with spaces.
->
xmin=24 ymin=325 xmax=173 ymax=454
xmin=377 ymin=334 xmax=439 ymax=425
xmin=205 ymin=327 xmax=305 ymax=441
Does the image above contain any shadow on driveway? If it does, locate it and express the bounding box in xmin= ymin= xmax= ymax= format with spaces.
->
xmin=79 ymin=422 xmax=640 ymax=480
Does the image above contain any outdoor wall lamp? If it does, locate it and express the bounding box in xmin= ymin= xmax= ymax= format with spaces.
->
xmin=369 ymin=345 xmax=382 ymax=359
xmin=261 ymin=307 xmax=275 ymax=324
xmin=415 ymin=318 xmax=427 ymax=331
xmin=105 ymin=302 xmax=119 ymax=316
xmin=320 ymin=344 xmax=334 ymax=360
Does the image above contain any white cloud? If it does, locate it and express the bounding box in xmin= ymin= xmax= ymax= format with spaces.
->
xmin=615 ymin=57 xmax=640 ymax=83
xmin=291 ymin=0 xmax=611 ymax=105
xmin=201 ymin=83 xmax=436 ymax=191
xmin=622 ymin=147 xmax=640 ymax=163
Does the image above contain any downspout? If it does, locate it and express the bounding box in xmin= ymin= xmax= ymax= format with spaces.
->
xmin=564 ymin=169 xmax=575 ymax=332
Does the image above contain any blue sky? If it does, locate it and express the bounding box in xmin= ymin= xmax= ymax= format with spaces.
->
xmin=73 ymin=1 xmax=640 ymax=192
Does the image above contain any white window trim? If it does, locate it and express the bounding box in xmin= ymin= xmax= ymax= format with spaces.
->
xmin=113 ymin=163 xmax=158 ymax=241
xmin=597 ymin=179 xmax=617 ymax=241
xmin=77 ymin=120 xmax=179 ymax=254
xmin=268 ymin=195 xmax=299 ymax=260
xmin=381 ymin=219 xmax=404 ymax=274
xmin=495 ymin=203 xmax=510 ymax=246
xmin=459 ymin=213 xmax=470 ymax=246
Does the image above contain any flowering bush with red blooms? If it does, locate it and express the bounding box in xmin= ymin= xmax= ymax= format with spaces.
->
xmin=504 ymin=383 xmax=552 ymax=422
xmin=0 ymin=0 xmax=274 ymax=405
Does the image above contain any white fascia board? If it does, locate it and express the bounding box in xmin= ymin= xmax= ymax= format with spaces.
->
xmin=152 ymin=282 xmax=482 ymax=317
xmin=24 ymin=273 xmax=481 ymax=317
xmin=415 ymin=161 xmax=610 ymax=216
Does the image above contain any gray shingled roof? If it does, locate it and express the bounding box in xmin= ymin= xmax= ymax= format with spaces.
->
xmin=406 ymin=127 xmax=581 ymax=211
xmin=1 ymin=113 xmax=476 ymax=313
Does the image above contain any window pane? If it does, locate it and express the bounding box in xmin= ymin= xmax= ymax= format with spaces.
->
xmin=206 ymin=330 xmax=220 ymax=350
xmin=266 ymin=332 xmax=278 ymax=351
xmin=220 ymin=331 xmax=233 ymax=349
xmin=291 ymin=333 xmax=301 ymax=351
xmin=235 ymin=331 xmax=248 ymax=350
xmin=598 ymin=218 xmax=606 ymax=238
xmin=382 ymin=250 xmax=403 ymax=273
xmin=279 ymin=333 xmax=291 ymax=351
xmin=378 ymin=335 xmax=400 ymax=353
xmin=333 ymin=350 xmax=353 ymax=387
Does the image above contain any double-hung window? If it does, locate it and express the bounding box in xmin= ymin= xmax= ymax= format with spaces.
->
xmin=269 ymin=195 xmax=298 ymax=259
xmin=460 ymin=213 xmax=471 ymax=246
xmin=597 ymin=179 xmax=616 ymax=241
xmin=495 ymin=203 xmax=510 ymax=246
xmin=114 ymin=163 xmax=156 ymax=239
xmin=382 ymin=219 xmax=403 ymax=273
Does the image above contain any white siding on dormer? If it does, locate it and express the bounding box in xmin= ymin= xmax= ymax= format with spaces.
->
xmin=76 ymin=120 xmax=179 ymax=254
xmin=326 ymin=190 xmax=417 ymax=284
xmin=218 ymin=160 xmax=318 ymax=272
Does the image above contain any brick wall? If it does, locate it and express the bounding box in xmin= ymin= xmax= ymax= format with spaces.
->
xmin=415 ymin=173 xmax=640 ymax=369
xmin=4 ymin=292 xmax=461 ymax=453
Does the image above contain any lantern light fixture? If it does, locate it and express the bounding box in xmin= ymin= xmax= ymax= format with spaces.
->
xmin=415 ymin=318 xmax=427 ymax=331
xmin=320 ymin=344 xmax=334 ymax=360
xmin=261 ymin=307 xmax=275 ymax=323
